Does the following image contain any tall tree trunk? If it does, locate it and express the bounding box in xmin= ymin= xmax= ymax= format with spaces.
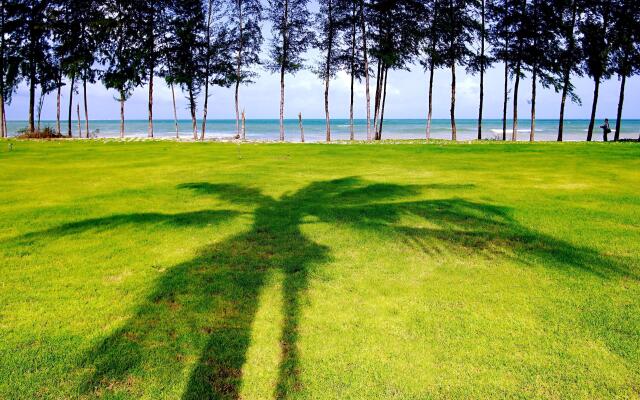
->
xmin=587 ymin=78 xmax=600 ymax=141
xmin=502 ymin=60 xmax=508 ymax=141
xmin=188 ymin=86 xmax=197 ymax=140
xmin=557 ymin=75 xmax=569 ymax=142
xmin=377 ymin=66 xmax=388 ymax=140
xmin=235 ymin=81 xmax=241 ymax=139
xmin=279 ymin=0 xmax=288 ymax=142
xmin=56 ymin=74 xmax=61 ymax=135
xmin=242 ymin=109 xmax=246 ymax=139
xmin=557 ymin=3 xmax=577 ymax=142
xmin=324 ymin=73 xmax=331 ymax=142
xmin=201 ymin=81 xmax=209 ymax=141
xmin=349 ymin=68 xmax=355 ymax=141
xmin=119 ymin=91 xmax=125 ymax=138
xmin=68 ymin=74 xmax=75 ymax=137
xmin=349 ymin=4 xmax=356 ymax=141
xmin=450 ymin=62 xmax=457 ymax=141
xmin=77 ymin=103 xmax=82 ymax=138
xmin=614 ymin=74 xmax=626 ymax=141
xmin=279 ymin=66 xmax=285 ymax=142
xmin=2 ymin=104 xmax=6 ymax=137
xmin=530 ymin=67 xmax=537 ymax=142
xmin=477 ymin=0 xmax=485 ymax=140
xmin=37 ymin=90 xmax=44 ymax=131
xmin=324 ymin=0 xmax=333 ymax=142
xmin=373 ymin=60 xmax=382 ymax=136
xmin=426 ymin=61 xmax=435 ymax=140
xmin=512 ymin=61 xmax=521 ymax=141
xmin=360 ymin=0 xmax=371 ymax=141
xmin=0 ymin=94 xmax=4 ymax=138
xmin=148 ymin=70 xmax=154 ymax=138
xmin=28 ymin=72 xmax=35 ymax=133
xmin=171 ymin=83 xmax=179 ymax=139
xmin=0 ymin=0 xmax=4 ymax=138
xmin=235 ymin=0 xmax=244 ymax=138
xmin=83 ymin=78 xmax=89 ymax=138
xmin=201 ymin=0 xmax=214 ymax=141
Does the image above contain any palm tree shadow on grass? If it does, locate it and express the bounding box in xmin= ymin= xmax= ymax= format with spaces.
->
xmin=12 ymin=177 xmax=634 ymax=399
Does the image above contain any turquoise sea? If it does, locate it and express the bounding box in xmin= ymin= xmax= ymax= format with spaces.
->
xmin=6 ymin=118 xmax=640 ymax=142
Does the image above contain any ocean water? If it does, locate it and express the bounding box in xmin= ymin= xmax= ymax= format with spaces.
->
xmin=6 ymin=118 xmax=640 ymax=142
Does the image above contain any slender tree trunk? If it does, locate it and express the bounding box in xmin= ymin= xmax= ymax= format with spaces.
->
xmin=614 ymin=74 xmax=626 ymax=141
xmin=83 ymin=78 xmax=89 ymax=138
xmin=188 ymin=87 xmax=197 ymax=140
xmin=477 ymin=0 xmax=485 ymax=140
xmin=0 ymin=94 xmax=4 ymax=138
xmin=377 ymin=66 xmax=388 ymax=140
xmin=28 ymin=73 xmax=36 ymax=133
xmin=450 ymin=63 xmax=457 ymax=141
xmin=557 ymin=75 xmax=569 ymax=142
xmin=235 ymin=0 xmax=244 ymax=138
xmin=279 ymin=0 xmax=289 ymax=142
xmin=587 ymin=78 xmax=600 ymax=141
xmin=557 ymin=3 xmax=577 ymax=142
xmin=298 ymin=112 xmax=304 ymax=143
xmin=502 ymin=61 xmax=508 ymax=140
xmin=426 ymin=61 xmax=435 ymax=140
xmin=530 ymin=67 xmax=537 ymax=142
xmin=56 ymin=75 xmax=61 ymax=135
xmin=2 ymin=104 xmax=6 ymax=137
xmin=360 ymin=0 xmax=371 ymax=141
xmin=349 ymin=69 xmax=355 ymax=141
xmin=242 ymin=109 xmax=246 ymax=139
xmin=512 ymin=62 xmax=521 ymax=141
xmin=324 ymin=0 xmax=333 ymax=142
xmin=349 ymin=5 xmax=356 ymax=141
xmin=119 ymin=91 xmax=125 ymax=138
xmin=279 ymin=67 xmax=286 ymax=142
xmin=201 ymin=0 xmax=214 ymax=141
xmin=235 ymin=81 xmax=241 ymax=139
xmin=201 ymin=81 xmax=209 ymax=141
xmin=77 ymin=104 xmax=82 ymax=138
xmin=68 ymin=74 xmax=75 ymax=137
xmin=148 ymin=70 xmax=154 ymax=138
xmin=37 ymin=90 xmax=44 ymax=131
xmin=171 ymin=83 xmax=179 ymax=139
xmin=0 ymin=0 xmax=4 ymax=138
xmin=373 ymin=60 xmax=382 ymax=136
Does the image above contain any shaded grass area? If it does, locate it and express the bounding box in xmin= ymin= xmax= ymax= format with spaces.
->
xmin=0 ymin=140 xmax=639 ymax=399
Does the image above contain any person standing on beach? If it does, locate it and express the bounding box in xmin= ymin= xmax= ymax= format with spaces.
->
xmin=600 ymin=118 xmax=611 ymax=141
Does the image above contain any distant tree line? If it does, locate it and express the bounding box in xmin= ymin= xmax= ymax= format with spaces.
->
xmin=0 ymin=0 xmax=638 ymax=141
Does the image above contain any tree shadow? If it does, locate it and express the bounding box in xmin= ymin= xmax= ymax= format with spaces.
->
xmin=9 ymin=177 xmax=635 ymax=398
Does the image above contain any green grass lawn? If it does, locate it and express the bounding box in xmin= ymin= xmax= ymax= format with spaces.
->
xmin=0 ymin=139 xmax=639 ymax=399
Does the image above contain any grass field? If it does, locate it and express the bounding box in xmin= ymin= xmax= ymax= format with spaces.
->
xmin=0 ymin=139 xmax=639 ymax=399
